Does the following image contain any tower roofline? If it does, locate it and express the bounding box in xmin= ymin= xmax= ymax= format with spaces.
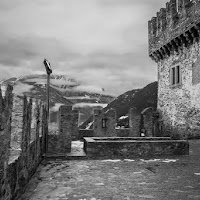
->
xmin=148 ymin=0 xmax=200 ymax=62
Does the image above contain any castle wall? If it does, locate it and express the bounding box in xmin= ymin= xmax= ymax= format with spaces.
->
xmin=129 ymin=108 xmax=141 ymax=137
xmin=149 ymin=0 xmax=200 ymax=138
xmin=0 ymin=84 xmax=48 ymax=200
xmin=48 ymin=105 xmax=79 ymax=154
xmin=79 ymin=107 xmax=154 ymax=138
xmin=141 ymin=107 xmax=154 ymax=137
xmin=148 ymin=0 xmax=200 ymax=57
xmin=158 ymin=41 xmax=200 ymax=138
xmin=11 ymin=96 xmax=23 ymax=150
xmin=93 ymin=108 xmax=117 ymax=137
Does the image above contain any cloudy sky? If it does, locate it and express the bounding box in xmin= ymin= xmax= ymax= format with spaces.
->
xmin=0 ymin=0 xmax=168 ymax=96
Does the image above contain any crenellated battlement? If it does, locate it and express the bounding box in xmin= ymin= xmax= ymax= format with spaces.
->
xmin=148 ymin=0 xmax=200 ymax=62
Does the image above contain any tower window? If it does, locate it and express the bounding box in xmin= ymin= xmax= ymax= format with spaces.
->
xmin=170 ymin=65 xmax=181 ymax=87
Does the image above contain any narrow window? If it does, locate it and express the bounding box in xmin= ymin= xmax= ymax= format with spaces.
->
xmin=102 ymin=119 xmax=107 ymax=128
xmin=170 ymin=65 xmax=181 ymax=87
xmin=176 ymin=65 xmax=180 ymax=84
xmin=172 ymin=67 xmax=175 ymax=85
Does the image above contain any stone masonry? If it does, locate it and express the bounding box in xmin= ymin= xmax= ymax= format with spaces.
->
xmin=141 ymin=107 xmax=154 ymax=137
xmin=149 ymin=0 xmax=200 ymax=138
xmin=48 ymin=105 xmax=79 ymax=154
xmin=129 ymin=107 xmax=141 ymax=137
xmin=79 ymin=107 xmax=155 ymax=138
xmin=0 ymin=84 xmax=48 ymax=200
xmin=93 ymin=108 xmax=117 ymax=137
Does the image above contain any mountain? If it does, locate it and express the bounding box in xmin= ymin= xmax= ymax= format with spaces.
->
xmin=80 ymin=81 xmax=158 ymax=129
xmin=2 ymin=74 xmax=115 ymax=125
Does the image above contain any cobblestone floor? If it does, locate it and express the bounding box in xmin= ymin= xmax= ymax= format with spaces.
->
xmin=19 ymin=140 xmax=200 ymax=200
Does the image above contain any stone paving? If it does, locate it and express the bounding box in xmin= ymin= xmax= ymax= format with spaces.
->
xmin=19 ymin=140 xmax=200 ymax=200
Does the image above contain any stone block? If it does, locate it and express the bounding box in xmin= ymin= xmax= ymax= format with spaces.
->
xmin=93 ymin=108 xmax=117 ymax=137
xmin=129 ymin=107 xmax=141 ymax=137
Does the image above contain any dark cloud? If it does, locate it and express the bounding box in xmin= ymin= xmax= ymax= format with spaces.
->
xmin=0 ymin=0 xmax=168 ymax=95
xmin=0 ymin=33 xmax=81 ymax=67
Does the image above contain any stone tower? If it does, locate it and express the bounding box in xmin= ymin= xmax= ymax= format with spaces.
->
xmin=93 ymin=108 xmax=116 ymax=137
xmin=148 ymin=0 xmax=200 ymax=138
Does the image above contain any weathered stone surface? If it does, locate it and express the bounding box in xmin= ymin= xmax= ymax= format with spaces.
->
xmin=78 ymin=129 xmax=94 ymax=139
xmin=30 ymin=99 xmax=37 ymax=142
xmin=0 ymin=85 xmax=13 ymax=200
xmin=141 ymin=107 xmax=154 ymax=137
xmin=71 ymin=110 xmax=79 ymax=140
xmin=93 ymin=108 xmax=117 ymax=137
xmin=83 ymin=137 xmax=189 ymax=159
xmin=157 ymin=41 xmax=200 ymax=138
xmin=116 ymin=128 xmax=130 ymax=137
xmin=48 ymin=105 xmax=79 ymax=154
xmin=148 ymin=0 xmax=200 ymax=55
xmin=81 ymin=107 xmax=159 ymax=138
xmin=129 ymin=107 xmax=140 ymax=137
xmin=11 ymin=95 xmax=23 ymax=150
xmin=149 ymin=0 xmax=200 ymax=138
xmin=0 ymin=84 xmax=48 ymax=200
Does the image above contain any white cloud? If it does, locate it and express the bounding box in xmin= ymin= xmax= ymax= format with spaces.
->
xmin=74 ymin=85 xmax=104 ymax=94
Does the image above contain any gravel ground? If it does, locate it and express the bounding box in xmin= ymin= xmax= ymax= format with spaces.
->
xmin=19 ymin=140 xmax=200 ymax=200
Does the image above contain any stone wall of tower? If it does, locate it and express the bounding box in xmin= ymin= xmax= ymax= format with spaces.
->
xmin=149 ymin=0 xmax=200 ymax=138
xmin=157 ymin=41 xmax=200 ymax=138
xmin=148 ymin=0 xmax=200 ymax=62
xmin=93 ymin=108 xmax=117 ymax=137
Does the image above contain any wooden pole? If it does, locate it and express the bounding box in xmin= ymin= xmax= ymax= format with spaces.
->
xmin=45 ymin=73 xmax=50 ymax=154
xmin=47 ymin=73 xmax=50 ymax=120
xmin=43 ymin=58 xmax=52 ymax=155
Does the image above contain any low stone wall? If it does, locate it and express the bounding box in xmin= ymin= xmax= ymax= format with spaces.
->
xmin=48 ymin=134 xmax=71 ymax=154
xmin=78 ymin=129 xmax=94 ymax=139
xmin=116 ymin=128 xmax=130 ymax=137
xmin=79 ymin=129 xmax=130 ymax=139
xmin=83 ymin=137 xmax=189 ymax=159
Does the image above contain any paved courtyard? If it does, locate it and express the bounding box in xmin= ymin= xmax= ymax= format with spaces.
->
xmin=19 ymin=140 xmax=200 ymax=200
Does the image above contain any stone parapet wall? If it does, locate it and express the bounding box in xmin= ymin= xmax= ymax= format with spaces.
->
xmin=0 ymin=85 xmax=13 ymax=200
xmin=148 ymin=0 xmax=200 ymax=62
xmin=78 ymin=129 xmax=94 ymax=139
xmin=0 ymin=84 xmax=48 ymax=200
xmin=83 ymin=137 xmax=189 ymax=159
xmin=115 ymin=128 xmax=130 ymax=137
